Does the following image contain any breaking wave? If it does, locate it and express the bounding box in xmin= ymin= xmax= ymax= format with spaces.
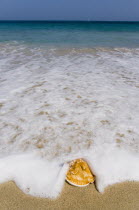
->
xmin=0 ymin=42 xmax=139 ymax=198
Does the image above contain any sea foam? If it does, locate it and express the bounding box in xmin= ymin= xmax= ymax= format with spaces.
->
xmin=0 ymin=43 xmax=139 ymax=198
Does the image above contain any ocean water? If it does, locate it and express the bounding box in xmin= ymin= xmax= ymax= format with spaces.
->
xmin=0 ymin=21 xmax=139 ymax=198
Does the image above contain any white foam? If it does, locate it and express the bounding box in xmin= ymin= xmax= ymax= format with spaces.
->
xmin=0 ymin=153 xmax=69 ymax=198
xmin=86 ymin=146 xmax=139 ymax=192
xmin=0 ymin=43 xmax=139 ymax=197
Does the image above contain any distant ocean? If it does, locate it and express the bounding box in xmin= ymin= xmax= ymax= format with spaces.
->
xmin=0 ymin=21 xmax=139 ymax=48
xmin=0 ymin=21 xmax=139 ymax=198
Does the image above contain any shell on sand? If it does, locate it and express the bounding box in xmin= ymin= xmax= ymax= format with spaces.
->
xmin=66 ymin=159 xmax=95 ymax=187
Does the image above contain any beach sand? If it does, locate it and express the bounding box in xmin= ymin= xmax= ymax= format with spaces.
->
xmin=0 ymin=181 xmax=139 ymax=210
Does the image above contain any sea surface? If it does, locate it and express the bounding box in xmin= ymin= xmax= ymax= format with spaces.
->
xmin=0 ymin=21 xmax=139 ymax=198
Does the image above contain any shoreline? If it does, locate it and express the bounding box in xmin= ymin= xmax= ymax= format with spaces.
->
xmin=0 ymin=181 xmax=139 ymax=210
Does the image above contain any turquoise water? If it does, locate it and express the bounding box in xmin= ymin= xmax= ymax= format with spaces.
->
xmin=0 ymin=21 xmax=139 ymax=48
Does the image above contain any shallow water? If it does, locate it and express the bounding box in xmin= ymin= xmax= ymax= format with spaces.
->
xmin=0 ymin=22 xmax=139 ymax=197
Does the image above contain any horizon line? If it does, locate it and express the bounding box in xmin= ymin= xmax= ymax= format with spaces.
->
xmin=0 ymin=20 xmax=139 ymax=23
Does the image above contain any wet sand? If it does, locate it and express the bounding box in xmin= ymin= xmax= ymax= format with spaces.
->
xmin=0 ymin=181 xmax=139 ymax=210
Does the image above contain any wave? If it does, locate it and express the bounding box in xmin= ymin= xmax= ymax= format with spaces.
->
xmin=0 ymin=42 xmax=139 ymax=197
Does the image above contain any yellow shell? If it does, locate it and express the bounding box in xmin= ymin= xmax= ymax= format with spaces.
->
xmin=66 ymin=159 xmax=95 ymax=187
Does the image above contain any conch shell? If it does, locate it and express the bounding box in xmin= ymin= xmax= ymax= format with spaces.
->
xmin=66 ymin=159 xmax=95 ymax=187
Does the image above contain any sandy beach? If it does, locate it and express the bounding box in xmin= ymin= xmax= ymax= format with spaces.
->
xmin=0 ymin=181 xmax=139 ymax=210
